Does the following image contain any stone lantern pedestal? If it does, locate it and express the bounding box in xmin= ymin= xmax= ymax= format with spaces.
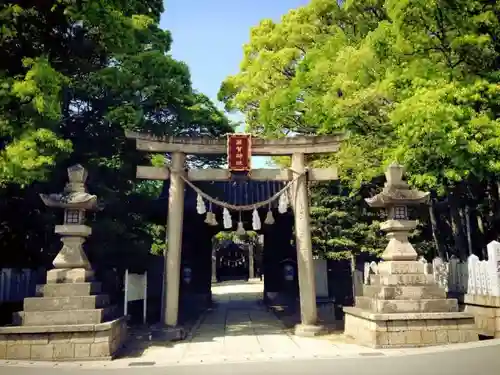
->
xmin=0 ymin=165 xmax=126 ymax=361
xmin=343 ymin=163 xmax=478 ymax=348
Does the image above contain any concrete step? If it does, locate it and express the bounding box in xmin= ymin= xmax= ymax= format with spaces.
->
xmin=24 ymin=295 xmax=110 ymax=312
xmin=36 ymin=282 xmax=102 ymax=297
xmin=13 ymin=306 xmax=117 ymax=326
xmin=355 ymin=296 xmax=459 ymax=313
xmin=363 ymin=285 xmax=446 ymax=300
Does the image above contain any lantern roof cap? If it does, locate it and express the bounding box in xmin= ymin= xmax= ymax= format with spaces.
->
xmin=39 ymin=164 xmax=99 ymax=210
xmin=365 ymin=163 xmax=430 ymax=208
xmin=40 ymin=192 xmax=98 ymax=210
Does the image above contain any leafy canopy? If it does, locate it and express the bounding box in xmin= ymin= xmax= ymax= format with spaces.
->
xmin=220 ymin=0 xmax=500 ymax=192
xmin=0 ymin=0 xmax=233 ymax=265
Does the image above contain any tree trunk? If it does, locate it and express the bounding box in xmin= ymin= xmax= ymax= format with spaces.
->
xmin=448 ymin=189 xmax=468 ymax=260
xmin=350 ymin=253 xmax=357 ymax=301
xmin=485 ymin=180 xmax=500 ymax=241
xmin=464 ymin=205 xmax=473 ymax=256
xmin=476 ymin=214 xmax=488 ymax=259
xmin=429 ymin=197 xmax=446 ymax=259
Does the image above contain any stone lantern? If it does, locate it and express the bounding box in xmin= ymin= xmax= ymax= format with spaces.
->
xmin=343 ymin=163 xmax=478 ymax=348
xmin=0 ymin=164 xmax=126 ymax=362
xmin=39 ymin=164 xmax=99 ymax=283
xmin=364 ymin=162 xmax=429 ymax=262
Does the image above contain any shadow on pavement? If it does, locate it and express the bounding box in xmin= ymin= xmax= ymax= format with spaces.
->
xmin=118 ymin=326 xmax=177 ymax=359
xmin=267 ymin=299 xmax=345 ymax=335
xmin=117 ymin=279 xmax=272 ymax=359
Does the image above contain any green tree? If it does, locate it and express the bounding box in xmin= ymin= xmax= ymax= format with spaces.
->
xmin=220 ymin=0 xmax=500 ymax=187
xmin=220 ymin=0 xmax=500 ymax=261
xmin=310 ymin=181 xmax=385 ymax=261
xmin=0 ymin=0 xmax=232 ymax=267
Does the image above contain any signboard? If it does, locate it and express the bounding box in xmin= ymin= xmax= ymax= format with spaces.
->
xmin=314 ymin=258 xmax=329 ymax=298
xmin=124 ymin=270 xmax=148 ymax=324
xmin=227 ymin=134 xmax=251 ymax=172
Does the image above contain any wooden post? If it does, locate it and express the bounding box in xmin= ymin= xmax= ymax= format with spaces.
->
xmin=211 ymin=248 xmax=217 ymax=283
xmin=164 ymin=152 xmax=186 ymax=327
xmin=249 ymin=244 xmax=255 ymax=279
xmin=291 ymin=153 xmax=320 ymax=336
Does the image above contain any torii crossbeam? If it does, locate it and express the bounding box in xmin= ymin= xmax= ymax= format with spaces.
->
xmin=126 ymin=131 xmax=343 ymax=337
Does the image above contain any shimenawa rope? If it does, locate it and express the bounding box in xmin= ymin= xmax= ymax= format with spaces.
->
xmin=167 ymin=165 xmax=304 ymax=211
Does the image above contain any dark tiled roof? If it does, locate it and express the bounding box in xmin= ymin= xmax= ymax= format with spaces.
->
xmin=160 ymin=179 xmax=285 ymax=212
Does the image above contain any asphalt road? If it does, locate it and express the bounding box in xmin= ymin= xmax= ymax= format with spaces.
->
xmin=2 ymin=343 xmax=500 ymax=375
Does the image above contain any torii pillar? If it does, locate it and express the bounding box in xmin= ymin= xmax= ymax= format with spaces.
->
xmin=164 ymin=152 xmax=185 ymax=328
xmin=125 ymin=131 xmax=343 ymax=335
xmin=291 ymin=152 xmax=321 ymax=336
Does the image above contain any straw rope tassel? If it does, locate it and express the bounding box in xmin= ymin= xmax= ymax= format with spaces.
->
xmin=223 ymin=207 xmax=232 ymax=229
xmin=264 ymin=204 xmax=275 ymax=225
xmin=236 ymin=211 xmax=246 ymax=235
xmin=278 ymin=190 xmax=289 ymax=214
xmin=196 ymin=193 xmax=206 ymax=214
xmin=205 ymin=202 xmax=218 ymax=226
xmin=252 ymin=208 xmax=261 ymax=230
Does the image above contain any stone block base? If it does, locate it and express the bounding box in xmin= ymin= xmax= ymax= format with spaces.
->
xmin=24 ymin=295 xmax=109 ymax=312
xmin=46 ymin=268 xmax=95 ymax=284
xmin=355 ymin=296 xmax=458 ymax=313
xmin=343 ymin=307 xmax=478 ymax=348
xmin=0 ymin=317 xmax=127 ymax=361
xmin=464 ymin=294 xmax=500 ymax=338
xmin=14 ymin=306 xmax=116 ymax=326
xmin=37 ymin=282 xmax=102 ymax=297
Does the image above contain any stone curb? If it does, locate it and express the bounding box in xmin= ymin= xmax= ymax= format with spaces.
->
xmin=1 ymin=338 xmax=500 ymax=369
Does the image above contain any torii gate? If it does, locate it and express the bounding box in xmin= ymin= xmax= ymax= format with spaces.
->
xmin=126 ymin=131 xmax=342 ymax=336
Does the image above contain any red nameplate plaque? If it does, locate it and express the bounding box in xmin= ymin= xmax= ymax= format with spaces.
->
xmin=227 ymin=134 xmax=252 ymax=172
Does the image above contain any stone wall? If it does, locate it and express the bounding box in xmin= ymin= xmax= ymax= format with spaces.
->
xmin=0 ymin=317 xmax=126 ymax=361
xmin=464 ymin=294 xmax=500 ymax=338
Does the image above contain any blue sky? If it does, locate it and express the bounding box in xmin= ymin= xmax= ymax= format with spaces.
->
xmin=160 ymin=0 xmax=310 ymax=167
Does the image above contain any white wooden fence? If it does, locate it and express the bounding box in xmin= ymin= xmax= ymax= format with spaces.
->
xmin=362 ymin=241 xmax=500 ymax=297
xmin=0 ymin=268 xmax=44 ymax=303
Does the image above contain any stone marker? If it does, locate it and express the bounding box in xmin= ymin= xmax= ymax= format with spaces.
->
xmin=343 ymin=163 xmax=478 ymax=348
xmin=0 ymin=165 xmax=127 ymax=361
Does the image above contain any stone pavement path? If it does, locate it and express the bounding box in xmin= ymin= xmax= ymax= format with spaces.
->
xmin=4 ymin=279 xmax=500 ymax=369
xmin=125 ymin=280 xmax=379 ymax=366
xmin=0 ymin=280 xmax=386 ymax=369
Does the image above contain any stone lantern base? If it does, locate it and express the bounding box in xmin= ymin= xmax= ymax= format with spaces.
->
xmin=0 ymin=268 xmax=127 ymax=361
xmin=343 ymin=260 xmax=478 ymax=348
